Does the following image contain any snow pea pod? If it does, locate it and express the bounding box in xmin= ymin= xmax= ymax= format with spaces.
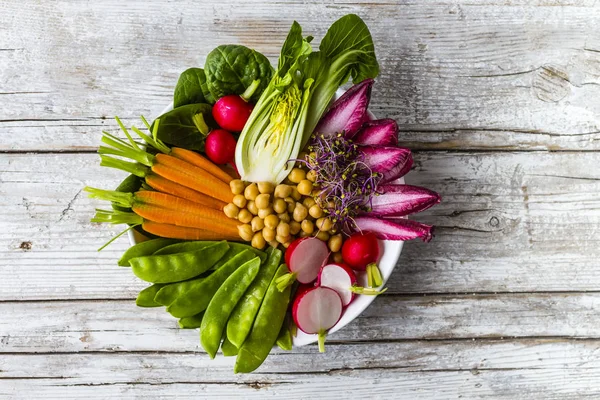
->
xmin=129 ymin=241 xmax=229 ymax=283
xmin=234 ymin=264 xmax=292 ymax=373
xmin=154 ymin=244 xmax=253 ymax=306
xmin=118 ymin=238 xmax=178 ymax=266
xmin=226 ymin=247 xmax=282 ymax=348
xmin=166 ymin=249 xmax=256 ymax=318
xmin=200 ymin=257 xmax=261 ymax=358
xmin=178 ymin=312 xmax=204 ymax=329
xmin=136 ymin=284 xmax=167 ymax=307
xmin=275 ymin=314 xmax=293 ymax=351
xmin=221 ymin=335 xmax=239 ymax=357
xmin=154 ymin=277 xmax=204 ymax=306
xmin=155 ymin=241 xmax=266 ymax=263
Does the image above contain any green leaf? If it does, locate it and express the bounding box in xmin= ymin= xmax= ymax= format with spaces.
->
xmin=205 ymin=45 xmax=274 ymax=102
xmin=153 ymin=103 xmax=216 ymax=151
xmin=173 ymin=68 xmax=215 ymax=107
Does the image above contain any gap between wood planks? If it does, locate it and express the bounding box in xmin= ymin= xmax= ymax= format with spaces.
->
xmin=2 ymin=290 xmax=600 ymax=304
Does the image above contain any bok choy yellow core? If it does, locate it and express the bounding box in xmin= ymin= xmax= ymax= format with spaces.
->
xmin=235 ymin=14 xmax=379 ymax=184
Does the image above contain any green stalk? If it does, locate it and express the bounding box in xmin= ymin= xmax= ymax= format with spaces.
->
xmin=275 ymin=272 xmax=297 ymax=292
xmin=240 ymin=79 xmax=261 ymax=102
xmin=367 ymin=263 xmax=383 ymax=287
xmin=97 ymin=224 xmax=139 ymax=252
xmin=317 ymin=330 xmax=327 ymax=353
xmin=99 ymin=155 xmax=149 ymax=178
xmin=349 ymin=285 xmax=387 ymax=296
xmin=192 ymin=113 xmax=209 ymax=136
xmin=91 ymin=208 xmax=143 ymax=225
xmin=84 ymin=186 xmax=135 ymax=208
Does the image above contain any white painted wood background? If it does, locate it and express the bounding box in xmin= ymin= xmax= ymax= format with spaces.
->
xmin=2 ymin=0 xmax=600 ymax=398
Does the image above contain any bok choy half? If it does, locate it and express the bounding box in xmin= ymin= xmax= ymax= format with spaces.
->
xmin=235 ymin=14 xmax=379 ymax=184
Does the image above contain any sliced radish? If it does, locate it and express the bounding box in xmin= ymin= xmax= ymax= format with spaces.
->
xmin=276 ymin=238 xmax=329 ymax=291
xmin=292 ymin=286 xmax=343 ymax=352
xmin=319 ymin=263 xmax=386 ymax=307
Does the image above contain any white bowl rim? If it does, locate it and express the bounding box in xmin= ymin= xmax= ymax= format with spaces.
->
xmin=128 ymin=89 xmax=403 ymax=347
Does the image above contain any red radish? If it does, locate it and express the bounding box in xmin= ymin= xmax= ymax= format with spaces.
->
xmin=318 ymin=263 xmax=386 ymax=306
xmin=341 ymin=232 xmax=379 ymax=271
xmin=277 ymin=237 xmax=329 ymax=291
xmin=341 ymin=232 xmax=383 ymax=288
xmin=292 ymin=286 xmax=343 ymax=352
xmin=204 ymin=129 xmax=237 ymax=165
xmin=212 ymin=95 xmax=254 ymax=132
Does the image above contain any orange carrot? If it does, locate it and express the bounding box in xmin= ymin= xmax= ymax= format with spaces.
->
xmin=152 ymin=154 xmax=233 ymax=203
xmin=145 ymin=174 xmax=226 ymax=210
xmin=142 ymin=221 xmax=240 ymax=241
xmin=170 ymin=147 xmax=234 ymax=184
xmin=133 ymin=204 xmax=240 ymax=236
xmin=134 ymin=191 xmax=229 ymax=221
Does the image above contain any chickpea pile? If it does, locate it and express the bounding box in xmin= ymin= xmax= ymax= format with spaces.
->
xmin=223 ymin=167 xmax=343 ymax=258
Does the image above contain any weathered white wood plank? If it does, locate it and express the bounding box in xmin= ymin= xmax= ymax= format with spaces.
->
xmin=2 ymin=151 xmax=600 ymax=299
xmin=2 ymin=294 xmax=600 ymax=353
xmin=2 ymin=1 xmax=600 ymax=151
xmin=1 ymin=340 xmax=600 ymax=399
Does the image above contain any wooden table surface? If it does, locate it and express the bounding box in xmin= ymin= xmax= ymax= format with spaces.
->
xmin=2 ymin=1 xmax=600 ymax=398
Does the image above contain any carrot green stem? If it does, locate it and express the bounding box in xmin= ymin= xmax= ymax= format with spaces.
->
xmin=275 ymin=272 xmax=297 ymax=292
xmin=99 ymin=155 xmax=149 ymax=178
xmin=317 ymin=329 xmax=327 ymax=353
xmin=84 ymin=186 xmax=134 ymax=208
xmin=115 ymin=116 xmax=142 ymax=151
xmin=192 ymin=113 xmax=209 ymax=136
xmin=367 ymin=263 xmax=383 ymax=287
xmin=97 ymin=224 xmax=139 ymax=252
xmin=240 ymin=79 xmax=260 ymax=102
xmin=91 ymin=208 xmax=143 ymax=225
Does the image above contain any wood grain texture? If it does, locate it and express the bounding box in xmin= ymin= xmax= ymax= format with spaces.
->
xmin=1 ymin=340 xmax=600 ymax=399
xmin=2 ymin=0 xmax=600 ymax=151
xmin=3 ymin=294 xmax=600 ymax=353
xmin=2 ymin=1 xmax=600 ymax=398
xmin=1 ymin=151 xmax=600 ymax=300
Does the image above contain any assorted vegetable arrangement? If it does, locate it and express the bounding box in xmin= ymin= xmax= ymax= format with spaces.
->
xmin=86 ymin=14 xmax=441 ymax=373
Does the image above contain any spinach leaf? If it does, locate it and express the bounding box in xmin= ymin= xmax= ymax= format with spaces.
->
xmin=154 ymin=103 xmax=216 ymax=151
xmin=204 ymin=45 xmax=273 ymax=102
xmin=174 ymin=68 xmax=215 ymax=107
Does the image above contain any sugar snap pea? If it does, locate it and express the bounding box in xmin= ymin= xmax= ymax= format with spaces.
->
xmin=166 ymin=249 xmax=256 ymax=318
xmin=234 ymin=264 xmax=292 ymax=373
xmin=118 ymin=238 xmax=178 ymax=266
xmin=200 ymin=257 xmax=261 ymax=358
xmin=154 ymin=277 xmax=204 ymax=306
xmin=129 ymin=241 xmax=229 ymax=283
xmin=156 ymin=241 xmax=266 ymax=263
xmin=178 ymin=312 xmax=204 ymax=329
xmin=227 ymin=247 xmax=282 ymax=348
xmin=136 ymin=284 xmax=167 ymax=307
xmin=221 ymin=335 xmax=239 ymax=357
xmin=275 ymin=314 xmax=293 ymax=351
xmin=154 ymin=244 xmax=252 ymax=306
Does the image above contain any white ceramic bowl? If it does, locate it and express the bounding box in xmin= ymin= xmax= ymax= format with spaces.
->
xmin=129 ymin=89 xmax=403 ymax=347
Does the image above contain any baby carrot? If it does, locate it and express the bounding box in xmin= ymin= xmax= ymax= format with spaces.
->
xmin=152 ymin=155 xmax=233 ymax=203
xmin=142 ymin=221 xmax=240 ymax=241
xmin=133 ymin=204 xmax=240 ymax=236
xmin=133 ymin=191 xmax=225 ymax=216
xmin=145 ymin=173 xmax=226 ymax=210
xmin=170 ymin=147 xmax=233 ymax=184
